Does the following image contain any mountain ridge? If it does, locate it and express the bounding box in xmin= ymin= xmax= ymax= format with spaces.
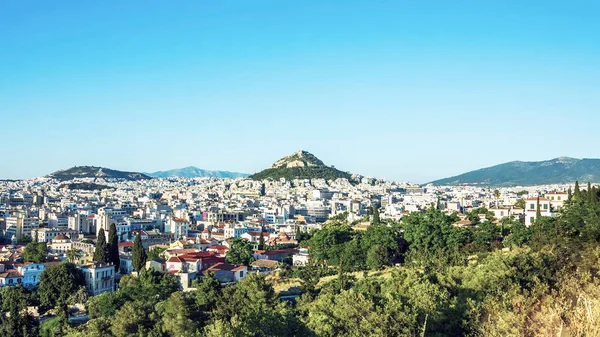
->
xmin=430 ymin=157 xmax=600 ymax=186
xmin=146 ymin=166 xmax=249 ymax=179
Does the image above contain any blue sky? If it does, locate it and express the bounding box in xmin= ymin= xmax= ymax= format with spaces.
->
xmin=1 ymin=1 xmax=599 ymax=183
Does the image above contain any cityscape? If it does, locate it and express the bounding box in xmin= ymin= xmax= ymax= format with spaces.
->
xmin=2 ymin=1 xmax=599 ymax=336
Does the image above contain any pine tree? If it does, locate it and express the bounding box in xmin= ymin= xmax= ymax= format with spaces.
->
xmin=131 ymin=234 xmax=147 ymax=272
xmin=108 ymin=223 xmax=120 ymax=272
xmin=258 ymin=230 xmax=265 ymax=250
xmin=568 ymin=187 xmax=572 ymax=201
xmin=93 ymin=227 xmax=108 ymax=262
xmin=574 ymin=181 xmax=581 ymax=198
xmin=536 ymin=197 xmax=541 ymax=219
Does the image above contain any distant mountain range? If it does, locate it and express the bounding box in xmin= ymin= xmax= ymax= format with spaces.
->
xmin=430 ymin=157 xmax=600 ymax=186
xmin=249 ymin=150 xmax=352 ymax=181
xmin=47 ymin=166 xmax=151 ymax=181
xmin=145 ymin=166 xmax=249 ymax=179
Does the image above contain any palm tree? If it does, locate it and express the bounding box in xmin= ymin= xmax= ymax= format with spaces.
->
xmin=494 ymin=190 xmax=501 ymax=208
xmin=66 ymin=248 xmax=81 ymax=264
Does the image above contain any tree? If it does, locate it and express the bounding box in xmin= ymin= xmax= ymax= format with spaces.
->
xmin=372 ymin=206 xmax=380 ymax=225
xmin=258 ymin=230 xmax=265 ymax=250
xmin=147 ymin=246 xmax=166 ymax=261
xmin=66 ymin=248 xmax=82 ymax=263
xmin=0 ymin=286 xmax=37 ymax=337
xmin=22 ymin=239 xmax=47 ymax=263
xmin=93 ymin=227 xmax=108 ymax=263
xmin=155 ymin=292 xmax=199 ymax=336
xmin=367 ymin=244 xmax=389 ymax=270
xmin=568 ymin=187 xmax=572 ymax=201
xmin=536 ymin=197 xmax=541 ymax=219
xmin=226 ymin=238 xmax=254 ymax=266
xmin=108 ymin=223 xmax=120 ymax=272
xmin=514 ymin=199 xmax=525 ymax=209
xmin=494 ymin=189 xmax=501 ymax=207
xmin=574 ymin=181 xmax=581 ymax=198
xmin=131 ymin=234 xmax=147 ymax=272
xmin=38 ymin=263 xmax=85 ymax=319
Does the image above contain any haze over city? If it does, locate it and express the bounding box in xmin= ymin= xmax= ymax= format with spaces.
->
xmin=1 ymin=1 xmax=599 ymax=182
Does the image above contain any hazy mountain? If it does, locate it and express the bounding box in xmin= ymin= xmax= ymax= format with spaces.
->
xmin=430 ymin=157 xmax=600 ymax=186
xmin=146 ymin=166 xmax=249 ymax=179
xmin=47 ymin=166 xmax=151 ymax=181
xmin=249 ymin=150 xmax=352 ymax=181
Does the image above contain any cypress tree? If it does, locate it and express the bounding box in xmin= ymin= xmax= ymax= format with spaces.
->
xmin=131 ymin=234 xmax=147 ymax=272
xmin=93 ymin=228 xmax=108 ymax=262
xmin=536 ymin=197 xmax=541 ymax=219
xmin=108 ymin=223 xmax=120 ymax=272
xmin=372 ymin=206 xmax=380 ymax=225
xmin=574 ymin=181 xmax=581 ymax=198
xmin=568 ymin=187 xmax=572 ymax=201
xmin=258 ymin=231 xmax=265 ymax=250
xmin=588 ymin=182 xmax=593 ymax=203
xmin=436 ymin=198 xmax=441 ymax=210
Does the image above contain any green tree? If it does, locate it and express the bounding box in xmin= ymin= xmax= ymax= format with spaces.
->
xmin=66 ymin=248 xmax=82 ymax=263
xmin=568 ymin=187 xmax=572 ymax=200
xmin=514 ymin=199 xmax=525 ymax=209
xmin=366 ymin=244 xmax=389 ymax=270
xmin=494 ymin=189 xmax=501 ymax=207
xmin=192 ymin=271 xmax=222 ymax=315
xmin=258 ymin=230 xmax=265 ymax=250
xmin=372 ymin=206 xmax=380 ymax=225
xmin=38 ymin=263 xmax=85 ymax=319
xmin=0 ymin=286 xmax=37 ymax=337
xmin=574 ymin=180 xmax=581 ymax=198
xmin=155 ymin=292 xmax=199 ymax=336
xmin=226 ymin=238 xmax=254 ymax=265
xmin=107 ymin=223 xmax=120 ymax=272
xmin=22 ymin=239 xmax=47 ymax=263
xmin=536 ymin=197 xmax=541 ymax=219
xmin=131 ymin=234 xmax=147 ymax=272
xmin=147 ymin=246 xmax=165 ymax=261
xmin=93 ymin=227 xmax=108 ymax=262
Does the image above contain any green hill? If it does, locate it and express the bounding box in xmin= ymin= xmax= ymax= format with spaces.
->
xmin=430 ymin=157 xmax=600 ymax=186
xmin=249 ymin=150 xmax=352 ymax=181
xmin=48 ymin=166 xmax=151 ymax=181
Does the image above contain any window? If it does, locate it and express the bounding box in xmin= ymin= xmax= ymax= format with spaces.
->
xmin=544 ymin=204 xmax=548 ymax=210
xmin=530 ymin=203 xmax=535 ymax=210
xmin=239 ymin=271 xmax=244 ymax=278
xmin=558 ymin=196 xmax=561 ymax=201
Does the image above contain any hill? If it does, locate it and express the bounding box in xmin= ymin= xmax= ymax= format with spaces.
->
xmin=430 ymin=157 xmax=600 ymax=186
xmin=58 ymin=182 xmax=113 ymax=191
xmin=47 ymin=166 xmax=151 ymax=181
xmin=146 ymin=166 xmax=249 ymax=179
xmin=249 ymin=150 xmax=352 ymax=181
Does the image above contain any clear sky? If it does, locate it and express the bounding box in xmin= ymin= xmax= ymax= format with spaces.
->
xmin=1 ymin=1 xmax=599 ymax=183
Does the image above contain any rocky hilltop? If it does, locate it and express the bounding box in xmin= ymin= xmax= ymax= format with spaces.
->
xmin=250 ymin=150 xmax=352 ymax=181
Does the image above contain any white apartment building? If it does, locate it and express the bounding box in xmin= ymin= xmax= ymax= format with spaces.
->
xmin=544 ymin=192 xmax=569 ymax=211
xmin=525 ymin=198 xmax=553 ymax=226
xmin=80 ymin=262 xmax=115 ymax=296
xmin=5 ymin=214 xmax=39 ymax=239
xmin=33 ymin=228 xmax=79 ymax=243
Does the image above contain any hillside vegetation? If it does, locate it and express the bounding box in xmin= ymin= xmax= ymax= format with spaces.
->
xmin=431 ymin=157 xmax=600 ymax=186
